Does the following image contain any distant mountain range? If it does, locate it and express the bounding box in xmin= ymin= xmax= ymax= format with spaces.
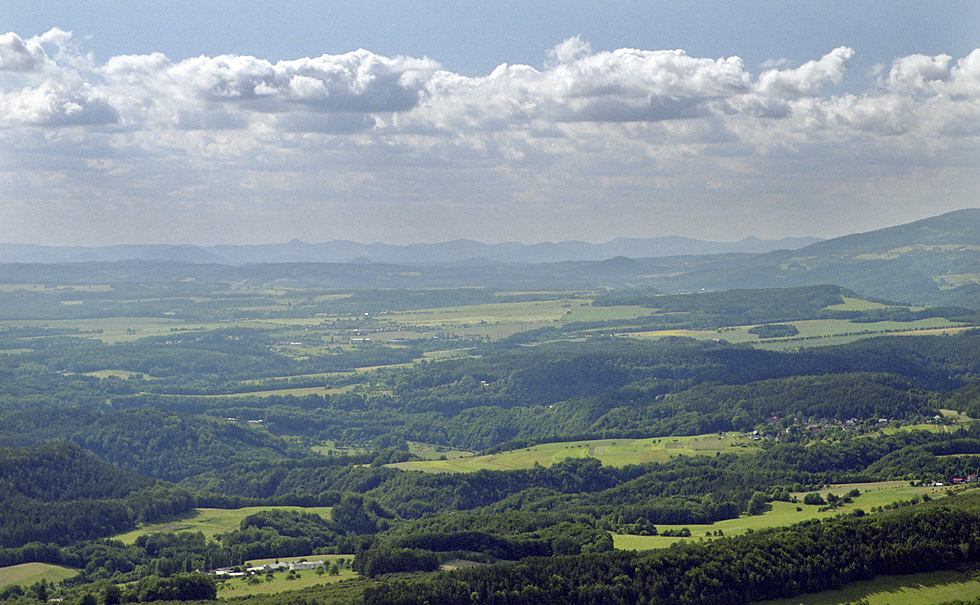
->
xmin=0 ymin=236 xmax=821 ymax=265
xmin=0 ymin=209 xmax=977 ymax=308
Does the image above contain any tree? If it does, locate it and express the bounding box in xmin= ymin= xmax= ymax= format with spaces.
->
xmin=31 ymin=579 xmax=49 ymax=603
xmin=103 ymin=583 xmax=121 ymax=605
xmin=747 ymin=491 xmax=770 ymax=515
xmin=804 ymin=492 xmax=826 ymax=506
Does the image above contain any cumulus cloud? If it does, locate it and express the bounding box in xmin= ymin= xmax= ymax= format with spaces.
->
xmin=1 ymin=81 xmax=119 ymax=127
xmin=0 ymin=32 xmax=46 ymax=71
xmin=881 ymin=53 xmax=952 ymax=93
xmin=162 ymin=51 xmax=440 ymax=113
xmin=949 ymin=49 xmax=980 ymax=97
xmin=3 ymin=29 xmax=980 ymax=246
xmin=756 ymin=47 xmax=854 ymax=98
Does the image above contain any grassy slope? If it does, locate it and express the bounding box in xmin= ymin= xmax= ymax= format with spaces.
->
xmin=389 ymin=433 xmax=760 ymax=473
xmin=113 ymin=506 xmax=333 ymax=544
xmin=0 ymin=563 xmax=78 ymax=589
xmin=216 ymin=555 xmax=358 ymax=598
xmin=614 ymin=481 xmax=956 ymax=550
xmin=755 ymin=566 xmax=980 ymax=605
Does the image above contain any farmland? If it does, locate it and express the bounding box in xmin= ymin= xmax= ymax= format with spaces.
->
xmin=390 ymin=433 xmax=760 ymax=473
xmin=613 ymin=480 xmax=952 ymax=550
xmin=2 ymin=274 xmax=980 ymax=605
xmin=0 ymin=564 xmax=78 ymax=590
xmin=756 ymin=566 xmax=980 ymax=605
xmin=113 ymin=507 xmax=334 ymax=544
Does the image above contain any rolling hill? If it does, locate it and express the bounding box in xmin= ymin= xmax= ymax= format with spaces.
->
xmin=658 ymin=208 xmax=980 ymax=306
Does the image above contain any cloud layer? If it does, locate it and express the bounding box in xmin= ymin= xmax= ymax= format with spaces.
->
xmin=2 ymin=30 xmax=979 ymax=245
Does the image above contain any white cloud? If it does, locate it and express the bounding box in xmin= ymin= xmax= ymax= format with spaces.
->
xmin=882 ymin=53 xmax=952 ymax=93
xmin=0 ymin=32 xmax=46 ymax=71
xmin=756 ymin=47 xmax=854 ymax=98
xmin=1 ymin=81 xmax=119 ymax=126
xmin=2 ymin=30 xmax=979 ymax=245
xmin=949 ymin=49 xmax=980 ymax=97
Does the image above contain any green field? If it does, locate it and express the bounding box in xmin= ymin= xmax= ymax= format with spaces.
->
xmin=405 ymin=441 xmax=477 ymax=460
xmin=390 ymin=433 xmax=759 ymax=473
xmin=621 ymin=316 xmax=965 ymax=350
xmin=0 ymin=563 xmax=79 ymax=588
xmin=614 ymin=481 xmax=951 ymax=551
xmin=215 ymin=555 xmax=358 ymax=597
xmin=825 ymin=297 xmax=894 ymax=312
xmin=756 ymin=565 xmax=980 ymax=605
xmin=113 ymin=506 xmax=332 ymax=544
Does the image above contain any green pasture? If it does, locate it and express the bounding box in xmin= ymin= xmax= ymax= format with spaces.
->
xmin=941 ymin=408 xmax=974 ymax=422
xmin=937 ymin=273 xmax=980 ymax=288
xmin=756 ymin=565 xmax=980 ymax=605
xmin=406 ymin=441 xmax=477 ymax=460
xmin=0 ymin=284 xmax=113 ymax=293
xmin=237 ymin=372 xmax=353 ymax=385
xmin=621 ymin=316 xmax=965 ymax=350
xmin=825 ymin=296 xmax=893 ymax=312
xmin=878 ymin=409 xmax=971 ymax=435
xmin=0 ymin=317 xmax=189 ymax=344
xmin=614 ymin=481 xmax=951 ymax=551
xmin=113 ymin=506 xmax=332 ymax=544
xmin=83 ymin=370 xmax=152 ymax=379
xmin=392 ymin=300 xmax=649 ymax=331
xmin=0 ymin=563 xmax=78 ymax=588
xmin=215 ymin=555 xmax=358 ymax=598
xmin=390 ymin=433 xmax=758 ymax=473
xmin=191 ymin=384 xmax=356 ymax=399
xmin=310 ymin=441 xmax=370 ymax=456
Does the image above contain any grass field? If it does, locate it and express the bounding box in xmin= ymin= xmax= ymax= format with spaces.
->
xmin=621 ymin=316 xmax=965 ymax=350
xmin=825 ymin=297 xmax=894 ymax=312
xmin=113 ymin=506 xmax=332 ymax=544
xmin=613 ymin=481 xmax=953 ymax=551
xmin=387 ymin=300 xmax=652 ymax=341
xmin=0 ymin=563 xmax=78 ymax=588
xmin=755 ymin=565 xmax=980 ymax=605
xmin=389 ymin=433 xmax=759 ymax=473
xmin=405 ymin=441 xmax=477 ymax=460
xmin=215 ymin=555 xmax=358 ymax=598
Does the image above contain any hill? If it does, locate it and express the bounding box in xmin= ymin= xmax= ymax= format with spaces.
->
xmin=0 ymin=210 xmax=975 ymax=306
xmin=657 ymin=209 xmax=980 ymax=306
xmin=0 ymin=442 xmax=194 ymax=548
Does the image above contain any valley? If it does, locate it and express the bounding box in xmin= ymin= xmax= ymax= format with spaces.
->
xmin=2 ymin=211 xmax=980 ymax=605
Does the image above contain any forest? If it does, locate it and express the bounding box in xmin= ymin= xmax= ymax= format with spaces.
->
xmin=1 ymin=274 xmax=980 ymax=605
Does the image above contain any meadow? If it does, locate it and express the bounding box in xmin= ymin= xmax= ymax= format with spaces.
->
xmin=613 ymin=481 xmax=954 ymax=551
xmin=0 ymin=563 xmax=78 ymax=589
xmin=621 ymin=316 xmax=963 ymax=350
xmin=755 ymin=565 xmax=980 ymax=605
xmin=113 ymin=507 xmax=333 ymax=544
xmin=389 ymin=433 xmax=760 ymax=473
xmin=214 ymin=555 xmax=358 ymax=598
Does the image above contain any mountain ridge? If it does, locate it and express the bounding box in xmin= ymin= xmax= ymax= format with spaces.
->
xmin=0 ymin=209 xmax=976 ymax=307
xmin=0 ymin=235 xmax=821 ymax=265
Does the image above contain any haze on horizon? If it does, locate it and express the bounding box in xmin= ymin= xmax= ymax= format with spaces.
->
xmin=2 ymin=1 xmax=979 ymax=247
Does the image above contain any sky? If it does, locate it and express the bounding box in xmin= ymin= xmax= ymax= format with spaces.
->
xmin=2 ymin=1 xmax=980 ymax=246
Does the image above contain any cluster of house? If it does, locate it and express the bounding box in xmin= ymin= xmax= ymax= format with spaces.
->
xmin=212 ymin=560 xmax=323 ymax=578
xmin=932 ymin=475 xmax=980 ymax=487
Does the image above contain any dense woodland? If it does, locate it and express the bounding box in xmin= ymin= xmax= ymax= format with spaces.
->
xmin=2 ymin=276 xmax=980 ymax=604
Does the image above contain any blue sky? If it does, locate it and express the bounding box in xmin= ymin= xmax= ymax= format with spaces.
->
xmin=2 ymin=1 xmax=979 ymax=245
